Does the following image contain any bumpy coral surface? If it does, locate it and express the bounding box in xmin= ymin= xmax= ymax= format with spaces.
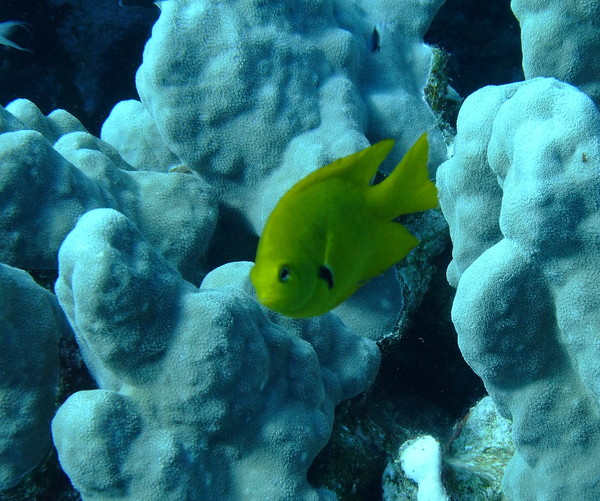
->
xmin=105 ymin=0 xmax=446 ymax=229
xmin=512 ymin=0 xmax=600 ymax=107
xmin=438 ymin=77 xmax=600 ymax=500
xmin=0 ymin=100 xmax=217 ymax=282
xmin=52 ymin=209 xmax=380 ymax=500
xmin=0 ymin=264 xmax=67 ymax=489
xmin=0 ymin=0 xmax=455 ymax=497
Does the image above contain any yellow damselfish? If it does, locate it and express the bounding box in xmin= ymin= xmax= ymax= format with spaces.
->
xmin=250 ymin=133 xmax=438 ymax=318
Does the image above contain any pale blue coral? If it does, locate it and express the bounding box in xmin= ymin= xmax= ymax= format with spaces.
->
xmin=52 ymin=209 xmax=380 ymax=500
xmin=438 ymin=77 xmax=600 ymax=501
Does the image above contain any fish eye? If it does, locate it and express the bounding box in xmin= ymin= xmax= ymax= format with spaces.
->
xmin=278 ymin=265 xmax=291 ymax=283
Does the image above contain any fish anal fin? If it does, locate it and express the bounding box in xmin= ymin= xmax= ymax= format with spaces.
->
xmin=360 ymin=222 xmax=418 ymax=282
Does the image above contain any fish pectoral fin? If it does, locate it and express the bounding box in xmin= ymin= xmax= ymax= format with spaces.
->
xmin=360 ymin=222 xmax=418 ymax=282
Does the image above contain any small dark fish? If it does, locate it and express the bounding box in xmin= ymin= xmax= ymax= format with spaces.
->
xmin=0 ymin=21 xmax=31 ymax=52
xmin=118 ymin=0 xmax=161 ymax=7
xmin=368 ymin=26 xmax=381 ymax=53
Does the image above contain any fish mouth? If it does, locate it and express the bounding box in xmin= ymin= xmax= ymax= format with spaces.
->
xmin=256 ymin=294 xmax=309 ymax=317
xmin=257 ymin=293 xmax=291 ymax=312
xmin=256 ymin=293 xmax=276 ymax=307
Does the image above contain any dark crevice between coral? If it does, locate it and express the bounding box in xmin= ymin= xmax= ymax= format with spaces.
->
xmin=425 ymin=0 xmax=524 ymax=101
xmin=310 ymin=242 xmax=486 ymax=500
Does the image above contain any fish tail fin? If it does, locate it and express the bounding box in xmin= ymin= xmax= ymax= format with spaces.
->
xmin=369 ymin=133 xmax=438 ymax=220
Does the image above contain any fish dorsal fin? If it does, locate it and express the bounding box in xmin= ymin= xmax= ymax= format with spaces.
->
xmin=293 ymin=140 xmax=395 ymax=193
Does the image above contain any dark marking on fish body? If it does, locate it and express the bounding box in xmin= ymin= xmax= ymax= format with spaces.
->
xmin=118 ymin=0 xmax=159 ymax=7
xmin=369 ymin=27 xmax=381 ymax=53
xmin=318 ymin=265 xmax=334 ymax=289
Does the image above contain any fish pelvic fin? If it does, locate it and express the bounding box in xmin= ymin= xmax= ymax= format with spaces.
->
xmin=368 ymin=133 xmax=438 ymax=221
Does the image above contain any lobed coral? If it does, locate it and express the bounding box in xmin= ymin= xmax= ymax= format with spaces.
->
xmin=0 ymin=0 xmax=481 ymax=498
xmin=435 ymin=3 xmax=600 ymax=499
xmin=105 ymin=0 xmax=447 ymax=230
xmin=0 ymin=264 xmax=68 ymax=489
xmin=0 ymin=99 xmax=217 ymax=282
xmin=52 ymin=209 xmax=380 ymax=500
xmin=512 ymin=0 xmax=600 ymax=107
xmin=438 ymin=77 xmax=600 ymax=500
